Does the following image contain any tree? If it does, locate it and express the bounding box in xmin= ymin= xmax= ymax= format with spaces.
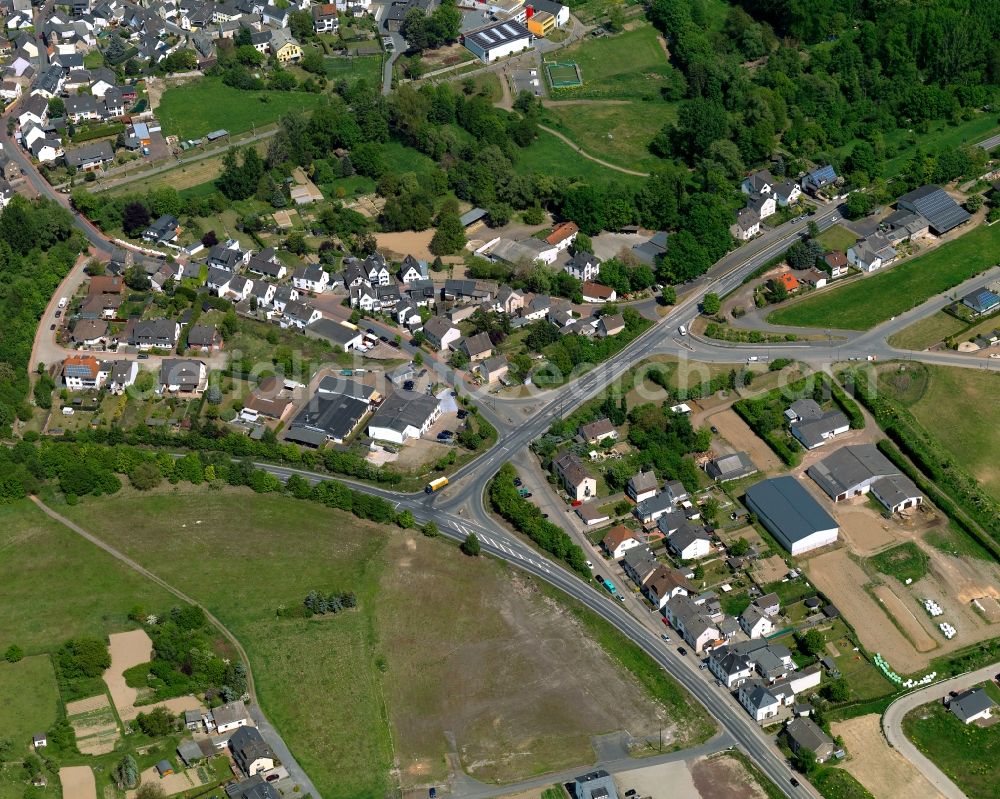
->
xmin=113 ymin=755 xmax=140 ymax=789
xmin=822 ymin=677 xmax=849 ymax=703
xmin=662 ymin=285 xmax=677 ymax=304
xmin=201 ymin=230 xmax=218 ymax=248
xmin=122 ymin=201 xmax=150 ymax=235
xmin=571 ymin=232 xmax=593 ymax=254
xmin=797 ymin=628 xmax=825 ymax=657
xmin=791 ymin=747 xmax=817 ymax=775
xmin=460 ymin=532 xmax=481 ymax=556
xmin=843 ymin=191 xmax=874 ymax=220
xmin=702 ymin=292 xmax=721 ymax=315
xmin=728 ymin=537 xmax=749 ymax=557
xmin=4 ymin=644 xmax=23 ymax=663
xmin=56 ymin=638 xmax=111 ymax=678
xmin=396 ymin=509 xmax=415 ymax=528
xmin=421 ymin=521 xmax=440 ymax=537
xmin=430 ymin=206 xmax=465 ymax=255
xmin=135 ymin=706 xmax=174 ymax=737
xmin=966 ymin=194 xmax=984 ymax=212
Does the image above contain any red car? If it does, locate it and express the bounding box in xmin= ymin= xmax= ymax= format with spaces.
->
xmin=661 ymin=616 xmax=670 ymax=626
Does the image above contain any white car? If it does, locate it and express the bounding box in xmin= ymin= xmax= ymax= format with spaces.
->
xmin=989 ymin=354 xmax=1000 ymax=359
xmin=586 ymin=560 xmax=594 ymax=569
xmin=58 ymin=297 xmax=68 ymax=308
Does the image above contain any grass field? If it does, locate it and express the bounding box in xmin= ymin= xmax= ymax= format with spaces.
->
xmin=881 ymin=115 xmax=1000 ymax=178
xmin=884 ymin=364 xmax=1000 ymax=501
xmin=812 ymin=767 xmax=876 ymax=799
xmin=381 ymin=140 xmax=439 ymax=179
xmin=868 ymin=542 xmax=929 ymax=583
xmin=815 ymin=224 xmax=859 ymax=253
xmin=516 ymin=128 xmax=645 ymax=187
xmin=0 ymin=502 xmax=174 ymax=654
xmin=542 ymin=101 xmax=677 ymax=172
xmin=768 ymin=223 xmax=1000 ymax=330
xmin=548 ymin=25 xmax=674 ymax=100
xmin=0 ymin=657 xmax=60 ymax=757
xmin=59 ymin=487 xmax=709 ymax=796
xmin=902 ymin=695 xmax=999 ymax=799
xmin=157 ymin=78 xmax=326 ymax=139
xmin=324 ymin=54 xmax=382 ymax=84
xmin=104 ymin=141 xmax=268 ymax=197
xmin=887 ymin=311 xmax=967 ymax=350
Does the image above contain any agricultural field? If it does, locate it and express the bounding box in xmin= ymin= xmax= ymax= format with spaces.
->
xmin=541 ymin=101 xmax=677 ymax=172
xmin=903 ymin=692 xmax=1000 ymax=799
xmin=156 ymin=78 xmax=326 ymax=139
xmin=877 ymin=363 xmax=1000 ymax=501
xmin=59 ymin=487 xmax=711 ymax=798
xmin=768 ymin=223 xmax=1000 ymax=330
xmin=547 ymin=24 xmax=676 ymax=101
xmin=887 ymin=311 xmax=967 ymax=350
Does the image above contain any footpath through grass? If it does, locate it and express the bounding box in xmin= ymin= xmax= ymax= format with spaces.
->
xmin=767 ymin=223 xmax=1000 ymax=330
xmin=868 ymin=542 xmax=929 ymax=583
xmin=157 ymin=77 xmax=325 ymax=139
xmin=902 ymin=698 xmax=1000 ymax=799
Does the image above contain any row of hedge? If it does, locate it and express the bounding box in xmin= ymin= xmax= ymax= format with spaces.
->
xmin=488 ymin=463 xmax=590 ymax=577
xmin=845 ymin=368 xmax=1000 ymax=557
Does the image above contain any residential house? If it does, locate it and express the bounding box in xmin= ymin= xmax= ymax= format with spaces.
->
xmin=475 ymin=355 xmax=509 ymax=384
xmin=754 ymin=593 xmax=780 ymax=617
xmin=666 ymin=524 xmax=711 ymax=561
xmin=398 ymin=254 xmax=427 ymax=284
xmin=739 ymin=680 xmax=782 ymax=723
xmin=747 ymin=191 xmax=776 ymax=220
xmin=350 ymin=285 xmax=377 ymax=313
xmin=731 ymin=207 xmax=760 ymax=241
xmin=573 ymin=770 xmax=619 ymax=799
xmin=291 ymin=264 xmax=329 ymax=293
xmin=229 ymin=727 xmax=276 ymax=777
xmin=207 ymin=267 xmax=233 ymax=296
xmin=663 ymin=594 xmax=720 ymax=653
xmin=128 ymin=319 xmax=180 ymax=350
xmin=621 ymin=546 xmax=659 ymax=587
xmin=211 ymin=701 xmax=249 ymax=734
xmin=545 ymin=221 xmax=577 ymax=252
xmin=801 ymin=165 xmax=838 ymax=195
xmin=304 ymin=319 xmax=364 ymax=352
xmin=364 ymin=253 xmax=391 ymax=286
xmin=64 ymin=139 xmax=114 ymax=171
xmin=159 ymin=359 xmax=207 ymax=393
xmin=579 ymin=417 xmax=617 ymax=445
xmin=423 ymin=317 xmax=461 ymax=351
xmin=948 ymin=688 xmax=996 ymax=725
xmin=564 ymin=251 xmax=600 ymax=282
xmin=739 ymin=605 xmax=774 ymax=639
xmin=246 ymin=251 xmax=286 ymax=280
xmin=187 ymin=324 xmax=222 ymax=351
xmin=581 ymin=282 xmax=615 ymax=303
xmin=633 ymin=492 xmax=676 ymax=525
xmin=597 ymin=314 xmax=625 ymax=337
xmin=107 ymin=361 xmax=138 ymax=394
xmin=281 ymin=301 xmax=322 ymax=330
xmin=772 ymin=272 xmax=799 ymax=294
xmin=741 ymin=169 xmax=774 ymax=196
xmin=492 ymin=284 xmax=524 ymax=315
xmin=785 ymin=717 xmax=835 ymax=763
xmin=208 ymin=241 xmax=249 ymax=271
xmin=71 ymin=319 xmax=109 ymax=346
xmin=142 ymin=214 xmax=181 ymax=244
xmin=963 ymin=288 xmax=1000 ymax=316
xmin=248 ymin=280 xmax=277 ymax=308
xmin=790 ymin=410 xmax=850 ymax=450
xmin=643 ymin=565 xmax=691 ymax=610
xmin=457 ymin=332 xmax=493 ymax=362
xmin=311 ymin=2 xmax=338 ymax=31
xmin=552 ymin=452 xmax=595 ymax=502
xmin=601 ymin=525 xmax=642 ymax=560
xmin=62 ymin=355 xmax=108 ymax=390
xmin=626 ymin=470 xmax=658 ymax=503
xmin=847 ymin=234 xmax=897 ymax=273
xmin=708 ymin=645 xmax=755 ymax=689
xmin=227 ymin=274 xmax=253 ymax=302
xmin=271 ymin=286 xmax=299 ymax=315
xmin=773 ymin=180 xmax=802 ymax=207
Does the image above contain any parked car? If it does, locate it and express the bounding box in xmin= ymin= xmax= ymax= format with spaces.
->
xmin=710 ymin=426 xmax=719 ymax=433
xmin=54 ymin=310 xmax=61 ymax=318
xmin=403 ymin=380 xmax=414 ymax=391
xmin=586 ymin=560 xmax=594 ymax=569
xmin=137 ymin=353 xmax=149 ymax=359
xmin=379 ymin=335 xmax=389 ymax=343
xmin=49 ymin=323 xmax=56 ymax=330
xmin=436 ymin=430 xmax=454 ymax=441
xmin=457 ymin=409 xmax=468 ymax=419
xmin=661 ymin=634 xmax=669 ymax=641
xmin=513 ymin=477 xmax=522 ymax=487
xmin=677 ymin=646 xmax=688 ymax=656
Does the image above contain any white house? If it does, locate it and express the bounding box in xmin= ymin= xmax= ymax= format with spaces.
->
xmin=367 ymin=390 xmax=442 ymax=444
xmin=552 ymin=452 xmax=596 ymax=502
xmin=291 ymin=264 xmax=329 ymax=293
xmin=601 ymin=525 xmax=642 ymax=560
xmin=422 ymin=316 xmax=461 ymax=352
xmin=731 ymin=208 xmax=761 ymax=241
xmin=739 ymin=605 xmax=775 ymax=639
xmin=739 ymin=681 xmax=782 ymax=723
xmin=212 ymin=701 xmax=249 ymax=734
xmin=847 ymin=235 xmax=897 ymax=273
xmin=229 ymin=727 xmax=275 ymax=777
xmin=666 ymin=526 xmax=711 ymax=561
xmin=627 ymin=471 xmax=658 ymax=503
xmin=564 ymin=251 xmax=600 ymax=282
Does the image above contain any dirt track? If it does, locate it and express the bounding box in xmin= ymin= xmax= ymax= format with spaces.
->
xmin=59 ymin=767 xmax=97 ymax=799
xmin=872 ymin=585 xmax=938 ymax=652
xmin=806 ymin=550 xmax=927 ymax=672
xmin=831 ymin=714 xmax=943 ymax=799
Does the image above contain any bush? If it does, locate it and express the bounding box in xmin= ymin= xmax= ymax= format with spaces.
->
xmin=56 ymin=638 xmax=111 ymax=679
xmin=4 ymin=644 xmax=23 ymax=663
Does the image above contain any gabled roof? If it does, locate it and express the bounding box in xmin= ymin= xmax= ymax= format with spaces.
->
xmin=602 ymin=524 xmax=638 ymax=553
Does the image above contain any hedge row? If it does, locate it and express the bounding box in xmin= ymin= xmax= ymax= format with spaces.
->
xmin=489 ymin=463 xmax=590 ymax=577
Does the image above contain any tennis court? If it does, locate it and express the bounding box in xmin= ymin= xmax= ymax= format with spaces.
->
xmin=545 ymin=61 xmax=582 ymax=88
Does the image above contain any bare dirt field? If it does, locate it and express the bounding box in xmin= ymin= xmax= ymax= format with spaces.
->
xmin=872 ymin=585 xmax=938 ymax=652
xmin=752 ymin=555 xmax=789 ymax=585
xmin=806 ymin=549 xmax=928 ymax=672
xmin=615 ymin=760 xmax=698 ymax=799
xmin=375 ymin=230 xmax=435 ymax=261
xmin=831 ymin=714 xmax=943 ymax=799
xmin=834 ymin=505 xmax=899 ymax=556
xmin=128 ymin=766 xmax=204 ymax=798
xmin=105 ymin=630 xmax=205 ymax=722
xmin=705 ymin=409 xmax=781 ymax=473
xmin=59 ymin=767 xmax=97 ymax=799
xmin=689 ymin=754 xmax=768 ymax=799
xmin=66 ymin=694 xmax=119 ymax=755
xmin=378 ymin=533 xmax=675 ymax=787
xmin=716 ymin=525 xmax=766 ymax=552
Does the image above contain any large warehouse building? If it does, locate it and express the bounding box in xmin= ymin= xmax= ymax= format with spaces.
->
xmin=462 ymin=19 xmax=532 ymax=63
xmin=744 ymin=477 xmax=839 ymax=555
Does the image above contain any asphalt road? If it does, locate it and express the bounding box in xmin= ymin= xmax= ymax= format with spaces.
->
xmin=882 ymin=661 xmax=1000 ymax=799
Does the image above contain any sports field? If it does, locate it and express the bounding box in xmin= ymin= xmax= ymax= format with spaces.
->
xmin=768 ymin=223 xmax=1000 ymax=330
xmin=157 ymin=77 xmax=325 ymax=139
xmin=547 ymin=25 xmax=675 ymax=100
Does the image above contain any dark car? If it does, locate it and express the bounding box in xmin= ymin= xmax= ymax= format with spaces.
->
xmin=49 ymin=323 xmax=56 ymax=330
xmin=54 ymin=310 xmax=61 ymax=318
xmin=457 ymin=409 xmax=468 ymax=419
xmin=138 ymin=354 xmax=149 ymax=359
xmin=366 ymin=327 xmax=375 ymax=334
xmin=513 ymin=477 xmax=522 ymax=487
xmin=429 ymin=789 xmax=437 ymax=799
xmin=450 ymin=390 xmax=457 ymax=396
xmin=403 ymin=380 xmax=415 ymax=391
xmin=790 ymin=778 xmax=800 ymax=787
xmin=710 ymin=426 xmax=719 ymax=434
xmin=677 ymin=646 xmax=688 ymax=656
xmin=379 ymin=335 xmax=389 ymax=343
xmin=541 ymin=513 xmax=549 ymax=518
xmin=436 ymin=431 xmax=453 ymax=441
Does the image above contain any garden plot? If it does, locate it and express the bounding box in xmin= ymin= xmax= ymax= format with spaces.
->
xmin=59 ymin=767 xmax=97 ymax=799
xmin=105 ymin=630 xmax=204 ymax=722
xmin=65 ymin=695 xmax=119 ymax=755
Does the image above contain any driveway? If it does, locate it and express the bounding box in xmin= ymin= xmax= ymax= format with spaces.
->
xmin=882 ymin=660 xmax=1000 ymax=799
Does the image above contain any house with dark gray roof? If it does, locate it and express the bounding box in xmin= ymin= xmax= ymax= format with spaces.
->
xmin=229 ymin=727 xmax=275 ymax=777
xmin=573 ymin=769 xmax=619 ymax=799
xmin=807 ymin=444 xmax=922 ymax=514
xmin=949 ymin=687 xmax=996 ymax=724
xmin=785 ymin=717 xmax=835 ymax=762
xmin=897 ymin=185 xmax=970 ymax=236
xmin=706 ymin=451 xmax=757 ymax=482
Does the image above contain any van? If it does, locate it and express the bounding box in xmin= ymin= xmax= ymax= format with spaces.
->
xmin=747 ymin=356 xmax=759 ymax=363
xmin=678 ymin=325 xmax=687 ymax=336
xmin=62 ymin=407 xmax=75 ymax=416
xmin=58 ymin=297 xmax=68 ymax=309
